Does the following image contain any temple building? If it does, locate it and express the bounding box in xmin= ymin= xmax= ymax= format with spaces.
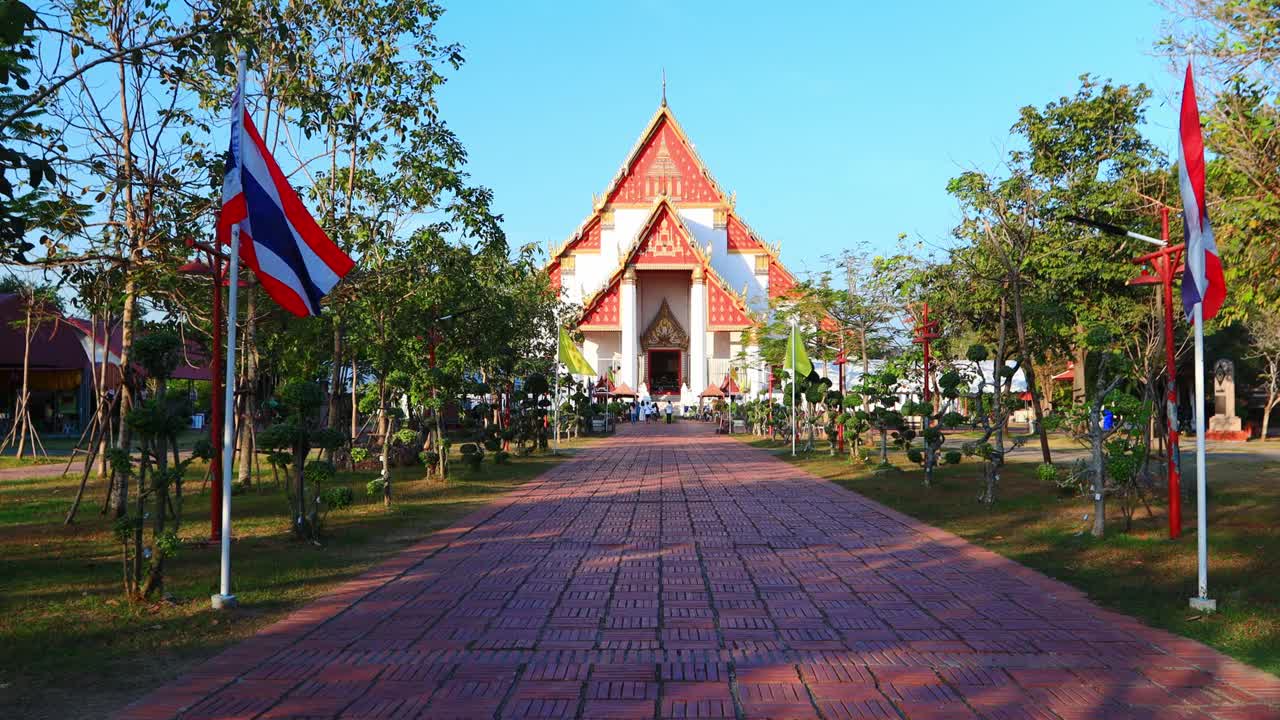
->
xmin=547 ymin=98 xmax=802 ymax=404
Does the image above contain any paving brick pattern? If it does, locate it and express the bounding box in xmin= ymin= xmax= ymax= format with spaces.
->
xmin=117 ymin=423 xmax=1280 ymax=720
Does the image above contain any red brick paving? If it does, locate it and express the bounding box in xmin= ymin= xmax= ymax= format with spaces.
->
xmin=116 ymin=423 xmax=1280 ymax=719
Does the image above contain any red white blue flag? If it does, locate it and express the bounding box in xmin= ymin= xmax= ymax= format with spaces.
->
xmin=1178 ymin=63 xmax=1226 ymax=323
xmin=217 ymin=90 xmax=354 ymax=317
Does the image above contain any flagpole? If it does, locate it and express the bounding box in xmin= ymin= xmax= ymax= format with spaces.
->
xmin=554 ymin=361 xmax=561 ymax=455
xmin=791 ymin=319 xmax=797 ymax=457
xmin=1190 ymin=301 xmax=1215 ymax=611
xmin=212 ymin=51 xmax=246 ymax=611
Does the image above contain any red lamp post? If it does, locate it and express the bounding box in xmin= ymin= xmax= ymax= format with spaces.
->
xmin=1067 ymin=208 xmax=1185 ymax=540
xmin=909 ymin=301 xmax=940 ymax=404
xmin=1127 ymin=206 xmax=1185 ymax=539
xmin=180 ymin=239 xmax=226 ymax=542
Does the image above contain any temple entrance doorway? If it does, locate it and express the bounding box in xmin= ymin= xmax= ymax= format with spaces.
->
xmin=647 ymin=349 xmax=681 ymax=395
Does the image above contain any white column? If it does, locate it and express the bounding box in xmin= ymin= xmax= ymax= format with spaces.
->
xmin=689 ymin=267 xmax=707 ymax=394
xmin=620 ymin=267 xmax=638 ymax=389
xmin=746 ymin=342 xmax=762 ymax=396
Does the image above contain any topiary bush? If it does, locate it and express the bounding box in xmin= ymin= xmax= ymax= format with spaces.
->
xmin=459 ymin=443 xmax=484 ymax=471
xmin=1036 ymin=462 xmax=1058 ymax=485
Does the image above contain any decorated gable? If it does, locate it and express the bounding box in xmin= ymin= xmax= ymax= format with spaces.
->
xmin=579 ymin=282 xmax=621 ymax=329
xmin=608 ymin=116 xmax=721 ymax=205
xmin=768 ymin=259 xmax=797 ymax=299
xmin=566 ymin=217 xmax=601 ymax=254
xmin=707 ymin=278 xmax=751 ymax=329
xmin=632 ymin=204 xmax=702 ymax=267
xmin=548 ymin=262 xmax=561 ymax=292
xmin=726 ymin=214 xmax=764 ymax=252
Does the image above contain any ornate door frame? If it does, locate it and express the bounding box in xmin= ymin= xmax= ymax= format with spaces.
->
xmin=640 ymin=298 xmax=689 ymax=396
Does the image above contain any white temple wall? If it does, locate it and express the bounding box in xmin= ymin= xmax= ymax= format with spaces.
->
xmin=678 ymin=207 xmax=719 ymax=255
xmin=638 ymin=271 xmax=691 ymax=331
xmin=707 ymin=330 xmax=736 ymax=384
xmin=582 ymin=331 xmax=620 ymax=376
xmin=718 ymin=253 xmax=769 ymax=311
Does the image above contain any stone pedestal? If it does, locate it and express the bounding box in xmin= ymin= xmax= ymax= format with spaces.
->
xmin=1206 ymin=358 xmax=1248 ymax=441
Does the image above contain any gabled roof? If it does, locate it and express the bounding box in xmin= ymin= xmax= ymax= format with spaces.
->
xmin=601 ymin=105 xmax=728 ymax=206
xmin=551 ymin=103 xmax=729 ymax=264
xmin=723 ymin=211 xmax=799 ymax=301
xmin=576 ymin=198 xmax=754 ymax=331
xmin=623 ymin=197 xmax=710 ymax=268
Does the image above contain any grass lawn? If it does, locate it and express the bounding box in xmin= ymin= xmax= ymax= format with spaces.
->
xmin=0 ymin=430 xmax=208 ymax=468
xmin=0 ymin=454 xmax=63 ymax=469
xmin=742 ymin=434 xmax=1280 ymax=677
xmin=0 ymin=437 xmax=598 ymax=720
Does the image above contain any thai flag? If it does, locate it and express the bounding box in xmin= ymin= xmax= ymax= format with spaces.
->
xmin=217 ymin=90 xmax=354 ymax=317
xmin=1178 ymin=63 xmax=1226 ymax=323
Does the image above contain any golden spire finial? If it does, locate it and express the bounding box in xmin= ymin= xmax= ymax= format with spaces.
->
xmin=661 ymin=68 xmax=667 ymax=107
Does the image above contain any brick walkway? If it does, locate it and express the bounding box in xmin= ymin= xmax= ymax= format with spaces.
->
xmin=118 ymin=423 xmax=1280 ymax=720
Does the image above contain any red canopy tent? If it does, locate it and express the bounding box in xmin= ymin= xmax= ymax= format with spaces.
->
xmin=610 ymin=382 xmax=637 ymax=398
xmin=720 ymin=374 xmax=741 ymax=397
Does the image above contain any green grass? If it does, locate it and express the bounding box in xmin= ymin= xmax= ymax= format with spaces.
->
xmin=741 ymin=435 xmax=1280 ymax=677
xmin=0 ymin=455 xmax=63 ymax=469
xmin=0 ymin=438 xmax=598 ymax=720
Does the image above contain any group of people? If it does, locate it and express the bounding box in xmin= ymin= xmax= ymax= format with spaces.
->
xmin=631 ymin=400 xmax=675 ymax=424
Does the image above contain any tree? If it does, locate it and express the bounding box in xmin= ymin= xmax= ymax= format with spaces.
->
xmin=0 ymin=1 xmax=65 ymax=262
xmin=822 ymin=248 xmax=912 ymax=406
xmin=25 ymin=0 xmax=241 ymax=518
xmin=0 ymin=276 xmax=62 ymax=459
xmin=946 ymin=77 xmax=1161 ymax=467
xmin=902 ymin=368 xmax=967 ymax=487
xmin=1248 ymin=309 xmax=1280 ymax=440
xmin=112 ymin=328 xmax=209 ymax=598
xmin=1162 ymin=1 xmax=1280 ymax=320
xmin=256 ymin=379 xmax=345 ymax=542
xmin=961 ymin=330 xmax=1019 ymax=505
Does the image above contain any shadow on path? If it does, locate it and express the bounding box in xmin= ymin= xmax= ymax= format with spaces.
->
xmin=116 ymin=422 xmax=1280 ymax=719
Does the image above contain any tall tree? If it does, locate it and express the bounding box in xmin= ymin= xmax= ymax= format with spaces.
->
xmin=1163 ymin=1 xmax=1280 ymax=320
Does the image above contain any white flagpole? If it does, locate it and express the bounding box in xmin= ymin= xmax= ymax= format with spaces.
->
xmin=1190 ymin=301 xmax=1215 ymax=611
xmin=212 ymin=51 xmax=246 ymax=611
xmin=554 ymin=361 xmax=561 ymax=455
xmin=790 ymin=319 xmax=797 ymax=457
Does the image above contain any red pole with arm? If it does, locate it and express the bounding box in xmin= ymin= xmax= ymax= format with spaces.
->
xmin=1162 ymin=207 xmax=1183 ymax=539
xmin=209 ymin=251 xmax=224 ymax=542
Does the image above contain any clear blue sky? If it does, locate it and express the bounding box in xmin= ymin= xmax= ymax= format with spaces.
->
xmin=435 ymin=1 xmax=1184 ymax=275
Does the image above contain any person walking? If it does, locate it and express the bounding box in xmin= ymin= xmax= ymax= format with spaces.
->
xmin=665 ymin=402 xmax=673 ymax=424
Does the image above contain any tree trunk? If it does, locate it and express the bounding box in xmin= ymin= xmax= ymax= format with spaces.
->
xmin=859 ymin=326 xmax=869 ymax=411
xmin=350 ymin=357 xmax=359 ymax=444
xmin=327 ymin=322 xmax=344 ymax=433
xmin=982 ymin=297 xmax=1010 ymax=506
xmin=1009 ymin=275 xmax=1051 ymax=464
xmin=111 ymin=18 xmax=140 ymax=519
xmin=1090 ymin=408 xmax=1106 ymax=537
xmin=112 ymin=277 xmax=139 ymax=518
xmin=380 ymin=415 xmax=392 ymax=507
xmin=434 ymin=390 xmax=447 ymax=479
xmin=1261 ymin=396 xmax=1275 ymax=441
xmin=1089 ymin=358 xmax=1109 ymax=538
xmin=237 ymin=287 xmax=257 ymax=486
xmin=16 ymin=300 xmax=33 ymax=459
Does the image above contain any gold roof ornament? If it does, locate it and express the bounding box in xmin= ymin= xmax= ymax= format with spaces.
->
xmin=641 ymin=299 xmax=689 ymax=350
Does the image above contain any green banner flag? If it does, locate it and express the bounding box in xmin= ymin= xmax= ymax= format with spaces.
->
xmin=558 ymin=327 xmax=596 ymax=376
xmin=783 ymin=323 xmax=813 ymax=378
